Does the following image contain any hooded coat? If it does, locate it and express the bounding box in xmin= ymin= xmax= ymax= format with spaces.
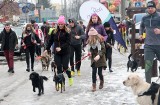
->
xmin=68 ymin=18 xmax=86 ymax=45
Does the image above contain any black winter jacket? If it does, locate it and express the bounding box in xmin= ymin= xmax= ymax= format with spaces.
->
xmin=0 ymin=29 xmax=18 ymax=51
xmin=46 ymin=29 xmax=70 ymax=55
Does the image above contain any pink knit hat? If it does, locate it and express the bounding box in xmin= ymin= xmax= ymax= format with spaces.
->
xmin=91 ymin=13 xmax=99 ymax=17
xmin=88 ymin=27 xmax=98 ymax=36
xmin=57 ymin=16 xmax=66 ymax=24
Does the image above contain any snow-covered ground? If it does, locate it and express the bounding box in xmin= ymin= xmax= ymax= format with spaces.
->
xmin=0 ymin=46 xmax=159 ymax=105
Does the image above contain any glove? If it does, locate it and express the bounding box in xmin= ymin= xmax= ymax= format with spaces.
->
xmin=94 ymin=55 xmax=100 ymax=62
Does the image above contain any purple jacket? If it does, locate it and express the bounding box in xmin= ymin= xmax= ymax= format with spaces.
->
xmin=86 ymin=23 xmax=108 ymax=41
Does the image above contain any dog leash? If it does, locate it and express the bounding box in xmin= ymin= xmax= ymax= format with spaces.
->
xmin=106 ymin=43 xmax=126 ymax=57
xmin=63 ymin=53 xmax=91 ymax=73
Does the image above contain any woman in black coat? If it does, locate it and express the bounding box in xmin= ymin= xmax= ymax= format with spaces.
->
xmin=22 ymin=24 xmax=41 ymax=72
xmin=44 ymin=16 xmax=73 ymax=86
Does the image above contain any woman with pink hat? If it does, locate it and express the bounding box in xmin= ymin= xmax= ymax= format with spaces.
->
xmin=44 ymin=16 xmax=73 ymax=86
xmin=87 ymin=27 xmax=107 ymax=92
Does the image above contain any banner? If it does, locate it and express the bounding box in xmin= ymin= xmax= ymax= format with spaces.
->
xmin=79 ymin=1 xmax=127 ymax=49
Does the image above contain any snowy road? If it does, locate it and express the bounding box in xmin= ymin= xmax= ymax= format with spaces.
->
xmin=0 ymin=48 xmax=157 ymax=105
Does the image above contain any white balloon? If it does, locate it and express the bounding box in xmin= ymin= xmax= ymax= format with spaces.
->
xmin=79 ymin=1 xmax=111 ymax=23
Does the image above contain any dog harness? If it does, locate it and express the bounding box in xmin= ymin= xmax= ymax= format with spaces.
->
xmin=138 ymin=82 xmax=160 ymax=105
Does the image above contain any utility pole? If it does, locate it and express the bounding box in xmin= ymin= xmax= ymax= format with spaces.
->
xmin=25 ymin=0 xmax=28 ymax=23
xmin=64 ymin=0 xmax=67 ymax=19
xmin=121 ymin=0 xmax=126 ymax=20
xmin=37 ymin=0 xmax=41 ymax=22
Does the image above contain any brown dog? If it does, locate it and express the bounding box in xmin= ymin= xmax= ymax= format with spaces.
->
xmin=51 ymin=61 xmax=65 ymax=93
xmin=41 ymin=52 xmax=50 ymax=71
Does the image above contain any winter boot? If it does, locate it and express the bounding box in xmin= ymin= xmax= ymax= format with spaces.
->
xmin=99 ymin=80 xmax=104 ymax=89
xmin=26 ymin=68 xmax=30 ymax=72
xmin=92 ymin=83 xmax=96 ymax=92
xmin=77 ymin=70 xmax=81 ymax=76
xmin=71 ymin=71 xmax=75 ymax=76
xmin=109 ymin=68 xmax=113 ymax=72
xmin=69 ymin=78 xmax=73 ymax=86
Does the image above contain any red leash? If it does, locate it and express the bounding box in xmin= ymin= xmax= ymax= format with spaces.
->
xmin=63 ymin=53 xmax=91 ymax=72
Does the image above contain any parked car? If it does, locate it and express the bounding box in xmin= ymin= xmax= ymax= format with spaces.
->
xmin=132 ymin=13 xmax=146 ymax=24
xmin=0 ymin=26 xmax=23 ymax=56
xmin=128 ymin=21 xmax=141 ymax=39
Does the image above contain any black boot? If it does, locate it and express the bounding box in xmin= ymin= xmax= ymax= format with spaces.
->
xmin=8 ymin=68 xmax=11 ymax=72
xmin=10 ymin=68 xmax=14 ymax=73
xmin=26 ymin=68 xmax=30 ymax=72
xmin=109 ymin=68 xmax=113 ymax=72
xmin=31 ymin=64 xmax=34 ymax=71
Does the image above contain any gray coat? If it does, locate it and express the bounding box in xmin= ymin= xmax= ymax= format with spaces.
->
xmin=68 ymin=18 xmax=86 ymax=45
xmin=139 ymin=12 xmax=160 ymax=45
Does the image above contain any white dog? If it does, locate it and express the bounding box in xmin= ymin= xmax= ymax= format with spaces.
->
xmin=123 ymin=73 xmax=158 ymax=105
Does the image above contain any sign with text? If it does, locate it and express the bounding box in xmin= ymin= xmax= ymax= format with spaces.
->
xmin=79 ymin=1 xmax=127 ymax=49
xmin=79 ymin=1 xmax=111 ymax=23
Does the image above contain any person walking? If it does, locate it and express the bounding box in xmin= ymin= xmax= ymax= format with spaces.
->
xmin=68 ymin=18 xmax=85 ymax=76
xmin=41 ymin=21 xmax=50 ymax=49
xmin=86 ymin=13 xmax=108 ymax=42
xmin=139 ymin=1 xmax=160 ymax=83
xmin=0 ymin=23 xmax=18 ymax=73
xmin=48 ymin=22 xmax=56 ymax=54
xmin=34 ymin=23 xmax=44 ymax=58
xmin=103 ymin=22 xmax=115 ymax=72
xmin=87 ymin=27 xmax=106 ymax=92
xmin=44 ymin=16 xmax=73 ymax=86
xmin=22 ymin=24 xmax=41 ymax=72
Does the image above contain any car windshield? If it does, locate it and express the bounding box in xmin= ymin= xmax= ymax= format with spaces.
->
xmin=133 ymin=13 xmax=146 ymax=23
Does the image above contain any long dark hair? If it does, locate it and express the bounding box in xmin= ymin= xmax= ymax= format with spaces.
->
xmin=54 ymin=25 xmax=70 ymax=34
xmin=86 ymin=14 xmax=102 ymax=33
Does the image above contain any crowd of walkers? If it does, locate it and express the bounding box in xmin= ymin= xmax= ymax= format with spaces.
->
xmin=0 ymin=13 xmax=116 ymax=92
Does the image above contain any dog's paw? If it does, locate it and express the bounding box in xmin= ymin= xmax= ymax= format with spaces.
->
xmin=33 ymin=90 xmax=36 ymax=92
xmin=38 ymin=93 xmax=41 ymax=96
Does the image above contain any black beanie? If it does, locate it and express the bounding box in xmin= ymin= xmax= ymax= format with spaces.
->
xmin=103 ymin=22 xmax=110 ymax=28
xmin=147 ymin=1 xmax=156 ymax=8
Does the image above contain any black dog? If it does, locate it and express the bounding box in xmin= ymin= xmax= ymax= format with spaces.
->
xmin=51 ymin=61 xmax=65 ymax=93
xmin=127 ymin=54 xmax=139 ymax=72
xmin=29 ymin=72 xmax=48 ymax=96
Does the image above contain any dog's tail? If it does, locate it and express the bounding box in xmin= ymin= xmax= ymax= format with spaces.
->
xmin=128 ymin=54 xmax=132 ymax=60
xmin=42 ymin=76 xmax=48 ymax=81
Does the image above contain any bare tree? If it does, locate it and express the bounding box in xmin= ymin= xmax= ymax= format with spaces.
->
xmin=0 ymin=0 xmax=20 ymax=17
xmin=0 ymin=0 xmax=15 ymax=9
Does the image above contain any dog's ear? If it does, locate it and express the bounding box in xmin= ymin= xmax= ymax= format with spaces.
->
xmin=133 ymin=75 xmax=140 ymax=85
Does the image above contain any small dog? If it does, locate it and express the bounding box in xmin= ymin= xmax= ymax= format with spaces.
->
xmin=29 ymin=72 xmax=48 ymax=96
xmin=127 ymin=54 xmax=139 ymax=72
xmin=123 ymin=73 xmax=158 ymax=105
xmin=51 ymin=61 xmax=65 ymax=93
xmin=41 ymin=52 xmax=51 ymax=71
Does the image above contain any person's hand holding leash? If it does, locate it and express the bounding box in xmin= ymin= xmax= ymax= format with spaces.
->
xmin=88 ymin=52 xmax=91 ymax=56
xmin=75 ymin=35 xmax=80 ymax=39
xmin=139 ymin=35 xmax=143 ymax=41
xmin=94 ymin=55 xmax=100 ymax=62
xmin=56 ymin=47 xmax=61 ymax=52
